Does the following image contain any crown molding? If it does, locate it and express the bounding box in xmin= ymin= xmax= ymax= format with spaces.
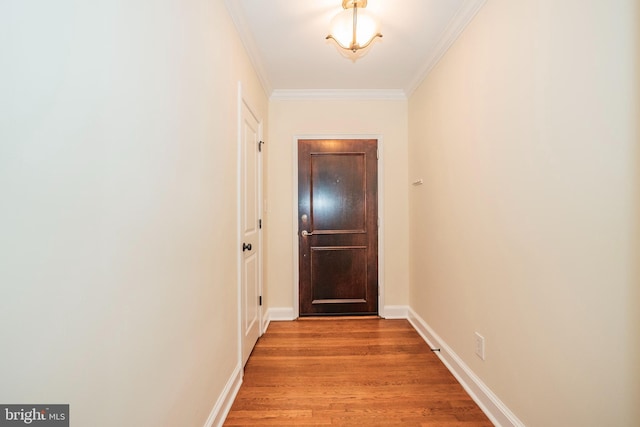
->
xmin=404 ymin=0 xmax=487 ymax=97
xmin=270 ymin=89 xmax=407 ymax=101
xmin=223 ymin=0 xmax=273 ymax=96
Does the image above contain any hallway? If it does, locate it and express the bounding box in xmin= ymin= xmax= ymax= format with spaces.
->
xmin=2 ymin=1 xmax=638 ymax=425
xmin=225 ymin=318 xmax=492 ymax=426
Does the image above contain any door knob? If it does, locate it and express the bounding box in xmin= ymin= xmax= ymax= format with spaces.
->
xmin=242 ymin=242 xmax=252 ymax=252
xmin=301 ymin=230 xmax=313 ymax=237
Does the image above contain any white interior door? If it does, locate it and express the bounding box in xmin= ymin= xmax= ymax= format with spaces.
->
xmin=240 ymin=99 xmax=262 ymax=366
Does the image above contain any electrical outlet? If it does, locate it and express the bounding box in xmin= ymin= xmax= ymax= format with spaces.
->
xmin=474 ymin=332 xmax=485 ymax=360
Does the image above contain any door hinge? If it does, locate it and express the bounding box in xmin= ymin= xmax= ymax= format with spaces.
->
xmin=376 ymin=148 xmax=379 ymax=159
xmin=259 ymin=219 xmax=262 ymax=229
xmin=258 ymin=140 xmax=265 ymax=152
xmin=259 ymin=295 xmax=262 ymax=306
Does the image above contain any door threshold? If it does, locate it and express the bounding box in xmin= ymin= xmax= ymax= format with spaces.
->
xmin=297 ymin=315 xmax=381 ymax=320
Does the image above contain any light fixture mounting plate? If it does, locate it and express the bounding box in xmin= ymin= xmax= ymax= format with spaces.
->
xmin=342 ymin=0 xmax=367 ymax=9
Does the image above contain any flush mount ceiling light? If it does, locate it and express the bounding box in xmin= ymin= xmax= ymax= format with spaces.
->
xmin=325 ymin=0 xmax=382 ymax=56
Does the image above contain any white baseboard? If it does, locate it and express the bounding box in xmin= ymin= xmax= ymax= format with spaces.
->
xmin=407 ymin=307 xmax=525 ymax=427
xmin=381 ymin=305 xmax=409 ymax=319
xmin=261 ymin=308 xmax=270 ymax=334
xmin=202 ymin=362 xmax=243 ymax=427
xmin=265 ymin=306 xmax=408 ymax=320
xmin=266 ymin=307 xmax=297 ymax=322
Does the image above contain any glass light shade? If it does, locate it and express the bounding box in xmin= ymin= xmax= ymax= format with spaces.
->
xmin=328 ymin=6 xmax=380 ymax=50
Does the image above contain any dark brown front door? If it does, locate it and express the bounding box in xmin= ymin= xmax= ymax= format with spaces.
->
xmin=298 ymin=139 xmax=378 ymax=316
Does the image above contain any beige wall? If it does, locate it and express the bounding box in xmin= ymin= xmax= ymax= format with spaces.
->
xmin=266 ymin=99 xmax=409 ymax=312
xmin=408 ymin=0 xmax=639 ymax=426
xmin=0 ymin=1 xmax=267 ymax=426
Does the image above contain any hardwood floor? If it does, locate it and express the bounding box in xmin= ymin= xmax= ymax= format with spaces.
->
xmin=224 ymin=318 xmax=493 ymax=426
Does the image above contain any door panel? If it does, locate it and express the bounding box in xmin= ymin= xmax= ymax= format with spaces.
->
xmin=311 ymin=246 xmax=367 ymax=303
xmin=311 ymin=154 xmax=366 ymax=232
xmin=298 ymin=139 xmax=378 ymax=316
xmin=240 ymin=101 xmax=261 ymax=365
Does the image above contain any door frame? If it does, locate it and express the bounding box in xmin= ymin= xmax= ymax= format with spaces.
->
xmin=236 ymin=82 xmax=264 ymax=367
xmin=292 ymin=134 xmax=386 ymax=319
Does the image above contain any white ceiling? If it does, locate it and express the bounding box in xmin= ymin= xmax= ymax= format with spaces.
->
xmin=224 ymin=0 xmax=486 ymax=98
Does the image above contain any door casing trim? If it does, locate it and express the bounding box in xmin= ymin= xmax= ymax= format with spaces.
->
xmin=292 ymin=135 xmax=385 ymax=318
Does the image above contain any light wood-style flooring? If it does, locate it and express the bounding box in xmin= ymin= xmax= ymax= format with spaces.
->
xmin=224 ymin=318 xmax=493 ymax=426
